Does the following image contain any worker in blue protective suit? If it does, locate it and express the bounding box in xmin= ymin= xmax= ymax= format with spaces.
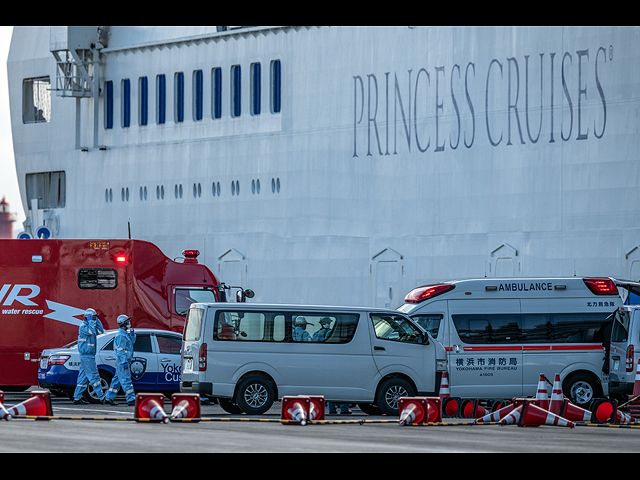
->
xmin=293 ymin=316 xmax=312 ymax=342
xmin=73 ymin=308 xmax=106 ymax=404
xmin=103 ymin=315 xmax=137 ymax=406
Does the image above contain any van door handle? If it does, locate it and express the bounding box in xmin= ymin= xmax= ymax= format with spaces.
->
xmin=105 ymin=356 xmax=116 ymax=361
xmin=374 ymin=346 xmax=385 ymax=351
xmin=453 ymin=345 xmax=460 ymax=353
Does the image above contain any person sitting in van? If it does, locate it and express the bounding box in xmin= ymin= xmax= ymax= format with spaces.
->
xmin=293 ymin=316 xmax=313 ymax=342
xmin=312 ymin=317 xmax=333 ymax=342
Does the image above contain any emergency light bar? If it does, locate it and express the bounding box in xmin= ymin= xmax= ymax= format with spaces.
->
xmin=404 ymin=284 xmax=455 ymax=303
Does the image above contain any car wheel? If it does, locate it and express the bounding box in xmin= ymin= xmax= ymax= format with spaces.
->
xmin=84 ymin=370 xmax=112 ymax=403
xmin=234 ymin=375 xmax=275 ymax=415
xmin=375 ymin=377 xmax=415 ymax=416
xmin=563 ymin=372 xmax=601 ymax=409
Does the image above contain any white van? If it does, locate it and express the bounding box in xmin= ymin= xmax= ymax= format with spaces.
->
xmin=179 ymin=303 xmax=447 ymax=415
xmin=397 ymin=277 xmax=640 ymax=408
xmin=610 ymin=304 xmax=640 ymax=398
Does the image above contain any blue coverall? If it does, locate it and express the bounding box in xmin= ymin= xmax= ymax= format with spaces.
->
xmin=73 ymin=317 xmax=105 ymax=401
xmin=105 ymin=327 xmax=137 ymax=403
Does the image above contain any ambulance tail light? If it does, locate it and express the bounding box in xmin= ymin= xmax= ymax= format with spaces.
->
xmin=405 ymin=284 xmax=455 ymax=303
xmin=626 ymin=345 xmax=635 ymax=373
xmin=584 ymin=278 xmax=618 ymax=295
xmin=48 ymin=354 xmax=71 ymax=366
xmin=115 ymin=254 xmax=128 ymax=264
xmin=199 ymin=343 xmax=207 ymax=371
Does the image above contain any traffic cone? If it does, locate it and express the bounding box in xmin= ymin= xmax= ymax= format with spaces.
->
xmin=307 ymin=396 xmax=325 ymax=421
xmin=6 ymin=390 xmax=53 ymax=419
xmin=590 ymin=398 xmax=634 ymax=424
xmin=494 ymin=398 xmax=537 ymax=425
xmin=398 ymin=397 xmax=441 ymax=425
xmin=535 ymin=374 xmax=549 ymax=411
xmin=281 ymin=396 xmax=310 ymax=425
xmin=442 ymin=396 xmax=462 ymax=417
xmin=460 ymin=399 xmax=488 ymax=419
xmin=558 ymin=399 xmax=592 ymax=422
xmin=439 ymin=372 xmax=451 ymax=399
xmin=170 ymin=393 xmax=201 ymax=421
xmin=518 ymin=400 xmax=575 ymax=428
xmin=0 ymin=391 xmax=12 ymax=421
xmin=500 ymin=405 xmax=522 ymax=426
xmin=475 ymin=400 xmax=515 ymax=424
xmin=549 ymin=374 xmax=564 ymax=415
xmin=490 ymin=399 xmax=509 ymax=412
xmin=135 ymin=393 xmax=169 ymax=424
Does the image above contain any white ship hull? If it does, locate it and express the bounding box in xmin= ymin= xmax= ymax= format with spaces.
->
xmin=8 ymin=26 xmax=640 ymax=307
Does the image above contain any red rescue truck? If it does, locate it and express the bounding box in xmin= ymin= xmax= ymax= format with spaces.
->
xmin=0 ymin=239 xmax=223 ymax=389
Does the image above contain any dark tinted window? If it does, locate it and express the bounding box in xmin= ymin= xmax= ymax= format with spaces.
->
xmin=452 ymin=314 xmax=521 ymax=344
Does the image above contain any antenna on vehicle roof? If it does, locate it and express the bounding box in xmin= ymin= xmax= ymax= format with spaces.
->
xmin=128 ymin=220 xmax=131 ymax=240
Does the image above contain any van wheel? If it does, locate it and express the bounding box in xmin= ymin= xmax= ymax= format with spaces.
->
xmin=235 ymin=375 xmax=275 ymax=415
xmin=563 ymin=372 xmax=601 ymax=409
xmin=376 ymin=377 xmax=415 ymax=416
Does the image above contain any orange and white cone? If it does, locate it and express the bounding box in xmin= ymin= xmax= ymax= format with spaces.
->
xmin=519 ymin=401 xmax=575 ymax=428
xmin=549 ymin=374 xmax=564 ymax=415
xmin=170 ymin=393 xmax=201 ymax=421
xmin=560 ymin=399 xmax=592 ymax=422
xmin=6 ymin=391 xmax=53 ymax=419
xmin=460 ymin=399 xmax=488 ymax=419
xmin=0 ymin=391 xmax=12 ymax=421
xmin=476 ymin=402 xmax=516 ymax=424
xmin=135 ymin=393 xmax=169 ymax=424
xmin=307 ymin=396 xmax=325 ymax=421
xmin=398 ymin=399 xmax=425 ymax=426
xmin=439 ymin=372 xmax=451 ymax=399
xmin=281 ymin=396 xmax=310 ymax=425
xmin=535 ymin=374 xmax=549 ymax=411
xmin=500 ymin=405 xmax=522 ymax=426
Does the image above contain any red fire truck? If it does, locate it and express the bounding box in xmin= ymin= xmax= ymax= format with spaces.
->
xmin=0 ymin=239 xmax=223 ymax=388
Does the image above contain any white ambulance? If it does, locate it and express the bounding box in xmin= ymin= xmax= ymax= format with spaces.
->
xmin=397 ymin=277 xmax=640 ymax=408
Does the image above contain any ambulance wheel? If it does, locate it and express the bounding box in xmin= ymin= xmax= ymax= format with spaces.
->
xmin=563 ymin=372 xmax=602 ymax=409
xmin=235 ymin=375 xmax=275 ymax=415
xmin=376 ymin=377 xmax=415 ymax=416
xmin=84 ymin=370 xmax=112 ymax=403
xmin=218 ymin=398 xmax=243 ymax=414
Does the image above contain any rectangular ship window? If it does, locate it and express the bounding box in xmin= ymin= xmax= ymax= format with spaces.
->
xmin=23 ymin=76 xmax=51 ymax=124
xmin=25 ymin=171 xmax=66 ymax=209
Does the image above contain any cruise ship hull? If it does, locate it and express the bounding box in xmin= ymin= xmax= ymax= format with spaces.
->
xmin=7 ymin=26 xmax=640 ymax=307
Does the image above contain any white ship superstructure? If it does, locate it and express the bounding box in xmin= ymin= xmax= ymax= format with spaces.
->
xmin=7 ymin=26 xmax=640 ymax=307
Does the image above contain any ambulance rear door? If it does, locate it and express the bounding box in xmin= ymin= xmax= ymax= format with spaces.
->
xmin=447 ymin=299 xmax=522 ymax=399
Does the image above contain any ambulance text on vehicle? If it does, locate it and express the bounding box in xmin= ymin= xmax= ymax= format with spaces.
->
xmin=0 ymin=239 xmax=222 ymax=389
xmin=397 ymin=277 xmax=640 ymax=408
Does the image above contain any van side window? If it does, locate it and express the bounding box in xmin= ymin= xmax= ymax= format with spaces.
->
xmin=291 ymin=314 xmax=358 ymax=344
xmin=411 ymin=314 xmax=443 ymax=337
xmin=522 ymin=312 xmax=611 ymax=343
xmin=371 ymin=314 xmax=423 ymax=344
xmin=452 ymin=314 xmax=521 ymax=344
xmin=214 ymin=311 xmax=286 ymax=342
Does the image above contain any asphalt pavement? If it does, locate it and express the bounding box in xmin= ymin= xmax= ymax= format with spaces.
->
xmin=1 ymin=388 xmax=639 ymax=453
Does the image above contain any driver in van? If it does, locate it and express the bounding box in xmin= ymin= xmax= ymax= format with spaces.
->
xmin=293 ymin=316 xmax=313 ymax=342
